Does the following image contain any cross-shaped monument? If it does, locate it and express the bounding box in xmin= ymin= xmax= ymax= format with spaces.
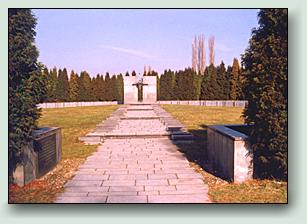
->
xmin=123 ymin=75 xmax=157 ymax=104
xmin=132 ymin=78 xmax=148 ymax=102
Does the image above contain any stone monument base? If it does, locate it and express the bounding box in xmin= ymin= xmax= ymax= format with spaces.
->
xmin=12 ymin=127 xmax=62 ymax=186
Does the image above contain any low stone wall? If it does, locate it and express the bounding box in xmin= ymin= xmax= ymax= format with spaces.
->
xmin=37 ymin=101 xmax=118 ymax=109
xmin=13 ymin=127 xmax=62 ymax=186
xmin=157 ymin=100 xmax=248 ymax=107
xmin=207 ymin=125 xmax=253 ymax=183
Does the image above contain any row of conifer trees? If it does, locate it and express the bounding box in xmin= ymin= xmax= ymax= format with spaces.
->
xmin=158 ymin=58 xmax=243 ymax=101
xmin=43 ymin=58 xmax=243 ymax=103
xmin=43 ymin=68 xmax=124 ymax=103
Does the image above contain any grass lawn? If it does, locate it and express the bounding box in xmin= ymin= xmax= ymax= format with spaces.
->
xmin=162 ymin=104 xmax=287 ymax=203
xmin=162 ymin=105 xmax=244 ymax=132
xmin=9 ymin=105 xmax=118 ymax=203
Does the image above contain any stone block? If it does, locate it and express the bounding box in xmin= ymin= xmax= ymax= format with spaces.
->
xmin=136 ymin=179 xmax=168 ymax=186
xmin=56 ymin=196 xmax=107 ymax=203
xmin=109 ymin=186 xmax=144 ymax=192
xmin=12 ymin=127 xmax=61 ymax=186
xmin=168 ymin=178 xmax=204 ymax=185
xmin=102 ymin=180 xmax=136 ymax=186
xmin=145 ymin=185 xmax=176 ymax=191
xmin=148 ymin=194 xmax=208 ymax=203
xmin=107 ymin=195 xmax=147 ymax=203
xmin=207 ymin=125 xmax=253 ymax=182
xmin=64 ymin=186 xmax=109 ymax=193
xmin=65 ymin=180 xmax=102 ymax=187
xmin=148 ymin=174 xmax=177 ymax=180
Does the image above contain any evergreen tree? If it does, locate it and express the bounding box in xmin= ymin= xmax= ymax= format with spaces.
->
xmin=42 ymin=67 xmax=52 ymax=102
xmin=69 ymin=70 xmax=79 ymax=102
xmin=230 ymin=58 xmax=240 ymax=100
xmin=91 ymin=76 xmax=98 ymax=101
xmin=131 ymin=70 xmax=137 ymax=76
xmin=192 ymin=71 xmax=202 ymax=100
xmin=76 ymin=73 xmax=83 ymax=101
xmin=236 ymin=69 xmax=244 ymax=100
xmin=9 ymin=9 xmax=47 ymax=176
xmin=97 ymin=75 xmax=106 ymax=101
xmin=83 ymin=71 xmax=92 ymax=101
xmin=78 ymin=71 xmax=92 ymax=101
xmin=157 ymin=75 xmax=160 ymax=100
xmin=104 ymin=72 xmax=112 ymax=101
xmin=175 ymin=68 xmax=195 ymax=100
xmin=200 ymin=67 xmax=208 ymax=100
xmin=200 ymin=71 xmax=209 ymax=100
xmin=92 ymin=74 xmax=101 ymax=101
xmin=202 ymin=65 xmax=218 ymax=100
xmin=242 ymin=9 xmax=288 ymax=180
xmin=42 ymin=67 xmax=49 ymax=81
xmin=125 ymin=71 xmax=129 ymax=76
xmin=225 ymin=66 xmax=232 ymax=100
xmin=55 ymin=68 xmax=69 ymax=101
xmin=216 ymin=61 xmax=227 ymax=100
xmin=159 ymin=69 xmax=176 ymax=100
xmin=116 ymin=74 xmax=124 ymax=103
xmin=110 ymin=75 xmax=118 ymax=101
xmin=48 ymin=67 xmax=58 ymax=102
xmin=55 ymin=69 xmax=62 ymax=101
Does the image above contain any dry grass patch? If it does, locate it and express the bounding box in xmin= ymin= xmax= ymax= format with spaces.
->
xmin=9 ymin=158 xmax=84 ymax=203
xmin=9 ymin=105 xmax=118 ymax=203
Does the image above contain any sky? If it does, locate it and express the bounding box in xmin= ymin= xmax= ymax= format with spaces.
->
xmin=33 ymin=9 xmax=259 ymax=77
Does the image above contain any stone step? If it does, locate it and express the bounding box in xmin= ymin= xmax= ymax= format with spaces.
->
xmin=171 ymin=134 xmax=194 ymax=141
xmin=169 ymin=131 xmax=191 ymax=135
xmin=172 ymin=140 xmax=195 ymax=144
xmin=102 ymin=133 xmax=171 ymax=139
xmin=127 ymin=108 xmax=154 ymax=111
xmin=120 ymin=117 xmax=159 ymax=120
xmin=166 ymin=126 xmax=185 ymax=131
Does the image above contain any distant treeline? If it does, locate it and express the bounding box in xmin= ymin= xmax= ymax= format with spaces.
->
xmin=158 ymin=58 xmax=244 ymax=101
xmin=44 ymin=58 xmax=243 ymax=103
xmin=43 ymin=68 xmax=124 ymax=103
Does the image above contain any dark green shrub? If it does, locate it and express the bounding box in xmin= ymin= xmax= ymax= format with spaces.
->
xmin=9 ymin=9 xmax=47 ymax=176
xmin=241 ymin=9 xmax=288 ymax=180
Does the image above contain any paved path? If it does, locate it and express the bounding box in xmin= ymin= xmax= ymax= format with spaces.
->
xmin=56 ymin=104 xmax=210 ymax=203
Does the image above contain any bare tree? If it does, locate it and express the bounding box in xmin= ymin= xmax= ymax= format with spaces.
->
xmin=148 ymin=65 xmax=152 ymax=75
xmin=192 ymin=37 xmax=197 ymax=71
xmin=192 ymin=34 xmax=206 ymax=74
xmin=200 ymin=34 xmax=205 ymax=74
xmin=208 ymin=36 xmax=215 ymax=65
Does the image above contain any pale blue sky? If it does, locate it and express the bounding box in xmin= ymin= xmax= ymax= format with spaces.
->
xmin=33 ymin=9 xmax=259 ymax=76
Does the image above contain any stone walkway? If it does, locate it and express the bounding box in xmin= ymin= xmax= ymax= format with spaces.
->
xmin=56 ymin=104 xmax=210 ymax=203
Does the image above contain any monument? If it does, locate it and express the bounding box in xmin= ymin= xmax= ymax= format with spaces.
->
xmin=123 ymin=75 xmax=157 ymax=104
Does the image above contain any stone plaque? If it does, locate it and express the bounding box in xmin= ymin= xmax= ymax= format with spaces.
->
xmin=34 ymin=133 xmax=57 ymax=178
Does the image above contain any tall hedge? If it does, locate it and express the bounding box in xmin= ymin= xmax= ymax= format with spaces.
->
xmin=242 ymin=9 xmax=288 ymax=180
xmin=9 ymin=9 xmax=47 ymax=176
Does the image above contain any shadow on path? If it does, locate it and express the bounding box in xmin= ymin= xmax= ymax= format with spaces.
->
xmin=171 ymin=125 xmax=221 ymax=180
